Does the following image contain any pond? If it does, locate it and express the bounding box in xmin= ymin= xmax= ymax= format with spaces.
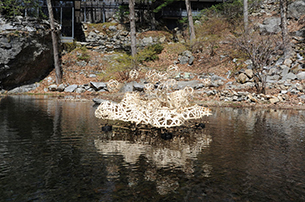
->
xmin=1 ymin=95 xmax=305 ymax=201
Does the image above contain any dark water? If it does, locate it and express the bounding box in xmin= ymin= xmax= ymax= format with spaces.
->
xmin=1 ymin=95 xmax=305 ymax=202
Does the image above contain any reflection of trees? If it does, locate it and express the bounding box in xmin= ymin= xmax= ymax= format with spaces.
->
xmin=94 ymin=125 xmax=212 ymax=195
xmin=0 ymin=96 xmax=106 ymax=201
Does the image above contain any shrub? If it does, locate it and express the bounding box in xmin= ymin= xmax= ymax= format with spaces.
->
xmin=76 ymin=46 xmax=90 ymax=62
xmin=164 ymin=43 xmax=187 ymax=55
xmin=195 ymin=17 xmax=228 ymax=56
xmin=99 ymin=53 xmax=136 ymax=81
xmin=234 ymin=31 xmax=281 ymax=94
xmin=62 ymin=41 xmax=77 ymax=53
xmin=137 ymin=44 xmax=164 ymax=62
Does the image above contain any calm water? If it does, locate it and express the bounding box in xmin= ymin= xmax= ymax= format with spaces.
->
xmin=1 ymin=95 xmax=305 ymax=202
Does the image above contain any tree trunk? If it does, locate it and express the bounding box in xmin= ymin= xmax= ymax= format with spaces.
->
xmin=243 ymin=0 xmax=248 ymax=33
xmin=129 ymin=0 xmax=137 ymax=57
xmin=280 ymin=0 xmax=290 ymax=58
xmin=47 ymin=0 xmax=62 ymax=84
xmin=185 ymin=0 xmax=195 ymax=45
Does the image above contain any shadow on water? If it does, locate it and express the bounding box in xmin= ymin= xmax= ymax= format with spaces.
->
xmin=1 ymin=96 xmax=305 ymax=201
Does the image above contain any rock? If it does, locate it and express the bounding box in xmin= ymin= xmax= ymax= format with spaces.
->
xmin=247 ymin=94 xmax=258 ymax=102
xmin=178 ymin=50 xmax=194 ymax=65
xmin=92 ymin=98 xmax=109 ymax=105
xmin=244 ymin=69 xmax=254 ymax=78
xmin=269 ymin=96 xmax=280 ymax=104
xmin=8 ymin=83 xmax=39 ymax=94
xmin=175 ymin=80 xmax=203 ymax=90
xmin=268 ymin=67 xmax=280 ymax=76
xmin=178 ymin=55 xmax=189 ymax=65
xmin=0 ymin=16 xmax=57 ymax=89
xmin=288 ymin=0 xmax=305 ymax=19
xmin=283 ymin=58 xmax=292 ymax=67
xmin=266 ymin=75 xmax=280 ymax=83
xmin=188 ymin=56 xmax=195 ymax=65
xmin=282 ymin=72 xmax=297 ymax=81
xmin=75 ymin=87 xmax=86 ymax=93
xmin=237 ymin=73 xmax=249 ymax=84
xmin=297 ymin=72 xmax=305 ymax=80
xmin=64 ymin=84 xmax=78 ymax=92
xmin=292 ymin=28 xmax=305 ymax=37
xmin=133 ymin=82 xmax=145 ymax=92
xmin=259 ymin=17 xmax=281 ymax=34
xmin=48 ymin=84 xmax=57 ymax=91
xmin=299 ymin=95 xmax=305 ymax=100
xmin=142 ymin=37 xmax=153 ymax=46
xmin=57 ymin=84 xmax=66 ymax=92
xmin=90 ymin=82 xmax=107 ymax=90
xmin=119 ymin=81 xmax=136 ymax=93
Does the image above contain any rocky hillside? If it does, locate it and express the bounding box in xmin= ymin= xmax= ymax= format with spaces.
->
xmin=1 ymin=0 xmax=305 ymax=107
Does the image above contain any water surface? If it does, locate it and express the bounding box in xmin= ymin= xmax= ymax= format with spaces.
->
xmin=1 ymin=95 xmax=305 ymax=201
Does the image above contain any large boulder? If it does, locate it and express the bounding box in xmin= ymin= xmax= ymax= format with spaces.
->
xmin=259 ymin=17 xmax=281 ymax=34
xmin=0 ymin=16 xmax=58 ymax=90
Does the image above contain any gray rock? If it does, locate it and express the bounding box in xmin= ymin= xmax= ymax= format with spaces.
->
xmin=90 ymin=82 xmax=107 ymax=90
xmin=119 ymin=81 xmax=136 ymax=93
xmin=211 ymin=75 xmax=226 ymax=81
xmin=266 ymin=75 xmax=280 ymax=83
xmin=297 ymin=72 xmax=305 ymax=80
xmin=175 ymin=80 xmax=203 ymax=90
xmin=57 ymin=84 xmax=66 ymax=92
xmin=281 ymin=72 xmax=297 ymax=81
xmin=178 ymin=55 xmax=189 ymax=65
xmin=259 ymin=17 xmax=281 ymax=34
xmin=64 ymin=84 xmax=78 ymax=92
xmin=133 ymin=82 xmax=145 ymax=91
xmin=108 ymin=25 xmax=117 ymax=32
xmin=142 ymin=37 xmax=153 ymax=46
xmin=188 ymin=56 xmax=194 ymax=65
xmin=8 ymin=83 xmax=39 ymax=93
xmin=288 ymin=0 xmax=305 ymax=19
xmin=92 ymin=98 xmax=115 ymax=105
xmin=268 ymin=67 xmax=280 ymax=76
xmin=75 ymin=87 xmax=86 ymax=93
xmin=178 ymin=50 xmax=194 ymax=65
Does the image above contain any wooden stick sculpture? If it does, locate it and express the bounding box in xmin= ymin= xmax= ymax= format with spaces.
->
xmin=95 ymin=68 xmax=212 ymax=128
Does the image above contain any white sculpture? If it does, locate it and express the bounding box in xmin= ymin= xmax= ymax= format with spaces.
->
xmin=95 ymin=68 xmax=212 ymax=128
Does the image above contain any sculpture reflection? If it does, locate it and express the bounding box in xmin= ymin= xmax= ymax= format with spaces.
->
xmin=94 ymin=123 xmax=212 ymax=195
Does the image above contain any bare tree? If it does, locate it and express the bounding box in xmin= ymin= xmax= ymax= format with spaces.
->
xmin=243 ymin=0 xmax=248 ymax=33
xmin=129 ymin=0 xmax=137 ymax=57
xmin=280 ymin=0 xmax=290 ymax=58
xmin=185 ymin=0 xmax=196 ymax=45
xmin=47 ymin=0 xmax=62 ymax=84
xmin=235 ymin=32 xmax=281 ymax=94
